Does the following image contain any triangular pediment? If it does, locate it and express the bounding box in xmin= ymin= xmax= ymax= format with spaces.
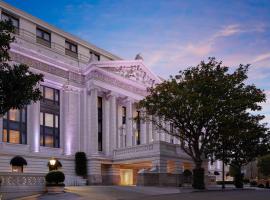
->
xmin=87 ymin=60 xmax=161 ymax=87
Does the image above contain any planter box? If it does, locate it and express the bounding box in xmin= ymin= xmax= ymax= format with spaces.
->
xmin=46 ymin=186 xmax=65 ymax=194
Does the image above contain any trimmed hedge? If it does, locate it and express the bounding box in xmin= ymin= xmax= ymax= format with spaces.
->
xmin=216 ymin=181 xmax=234 ymax=185
xmin=250 ymin=180 xmax=257 ymax=187
xmin=45 ymin=170 xmax=65 ymax=185
xmin=75 ymin=152 xmax=87 ymax=177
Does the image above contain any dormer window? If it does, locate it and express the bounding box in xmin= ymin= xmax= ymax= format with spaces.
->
xmin=1 ymin=11 xmax=19 ymax=34
xmin=65 ymin=40 xmax=78 ymax=58
xmin=36 ymin=27 xmax=51 ymax=47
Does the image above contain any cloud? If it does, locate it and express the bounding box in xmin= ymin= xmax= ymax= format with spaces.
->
xmin=215 ymin=25 xmax=241 ymax=37
xmin=252 ymin=52 xmax=270 ymax=63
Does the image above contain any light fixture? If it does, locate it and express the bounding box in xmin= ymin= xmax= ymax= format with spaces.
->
xmin=49 ymin=158 xmax=56 ymax=166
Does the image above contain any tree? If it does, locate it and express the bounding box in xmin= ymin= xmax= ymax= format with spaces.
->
xmin=138 ymin=57 xmax=267 ymax=189
xmin=258 ymin=154 xmax=270 ymax=177
xmin=209 ymin=111 xmax=269 ymax=188
xmin=0 ymin=20 xmax=43 ymax=116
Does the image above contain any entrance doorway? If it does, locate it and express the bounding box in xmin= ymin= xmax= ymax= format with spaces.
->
xmin=120 ymin=169 xmax=133 ymax=185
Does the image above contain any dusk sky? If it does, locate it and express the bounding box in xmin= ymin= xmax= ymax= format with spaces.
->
xmin=4 ymin=0 xmax=270 ymax=124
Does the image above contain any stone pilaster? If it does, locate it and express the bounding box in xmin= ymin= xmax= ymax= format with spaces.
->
xmin=81 ymin=88 xmax=88 ymax=153
xmin=62 ymin=88 xmax=71 ymax=155
xmin=109 ymin=94 xmax=117 ymax=152
xmin=29 ymin=102 xmax=40 ymax=152
xmin=126 ymin=100 xmax=133 ymax=147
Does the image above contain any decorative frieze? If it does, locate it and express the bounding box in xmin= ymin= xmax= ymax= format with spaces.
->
xmin=88 ymin=70 xmax=148 ymax=96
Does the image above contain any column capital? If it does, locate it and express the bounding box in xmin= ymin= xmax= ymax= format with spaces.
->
xmin=87 ymin=86 xmax=99 ymax=95
xmin=104 ymin=91 xmax=118 ymax=100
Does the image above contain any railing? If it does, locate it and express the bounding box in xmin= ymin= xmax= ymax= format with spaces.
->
xmin=0 ymin=172 xmax=45 ymax=187
xmin=114 ymin=143 xmax=154 ymax=156
xmin=14 ymin=28 xmax=91 ymax=65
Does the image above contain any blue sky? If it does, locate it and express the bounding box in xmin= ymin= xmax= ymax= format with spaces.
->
xmin=4 ymin=0 xmax=270 ymax=124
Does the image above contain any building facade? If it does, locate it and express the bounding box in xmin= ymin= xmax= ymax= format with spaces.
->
xmin=0 ymin=1 xmax=197 ymax=186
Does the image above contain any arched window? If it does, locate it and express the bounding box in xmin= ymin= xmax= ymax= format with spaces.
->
xmin=10 ymin=156 xmax=27 ymax=173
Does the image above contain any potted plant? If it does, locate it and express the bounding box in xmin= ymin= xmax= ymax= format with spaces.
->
xmin=45 ymin=170 xmax=65 ymax=193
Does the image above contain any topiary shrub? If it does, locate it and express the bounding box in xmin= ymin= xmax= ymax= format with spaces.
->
xmin=75 ymin=152 xmax=87 ymax=177
xmin=45 ymin=170 xmax=65 ymax=186
xmin=192 ymin=168 xmax=205 ymax=189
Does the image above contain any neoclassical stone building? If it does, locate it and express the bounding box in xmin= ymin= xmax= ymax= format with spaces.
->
xmin=0 ymin=1 xmax=196 ymax=186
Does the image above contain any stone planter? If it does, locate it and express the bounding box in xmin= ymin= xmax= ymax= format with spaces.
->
xmin=46 ymin=186 xmax=65 ymax=194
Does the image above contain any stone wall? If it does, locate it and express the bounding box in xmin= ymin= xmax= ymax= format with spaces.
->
xmin=137 ymin=173 xmax=183 ymax=187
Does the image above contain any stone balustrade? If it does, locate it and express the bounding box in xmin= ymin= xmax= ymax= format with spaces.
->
xmin=113 ymin=141 xmax=188 ymax=161
xmin=0 ymin=172 xmax=46 ymax=199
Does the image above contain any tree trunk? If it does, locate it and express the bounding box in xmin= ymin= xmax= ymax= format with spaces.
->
xmin=192 ymin=161 xmax=205 ymax=189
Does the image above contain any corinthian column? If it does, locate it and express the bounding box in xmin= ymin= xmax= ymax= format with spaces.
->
xmin=109 ymin=93 xmax=117 ymax=152
xmin=126 ymin=100 xmax=133 ymax=147
xmin=140 ymin=110 xmax=147 ymax=144
xmin=89 ymin=88 xmax=98 ymax=155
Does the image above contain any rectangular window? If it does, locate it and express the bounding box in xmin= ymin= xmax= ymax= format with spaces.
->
xmin=122 ymin=106 xmax=126 ymax=124
xmin=3 ymin=108 xmax=27 ymax=144
xmin=40 ymin=85 xmax=59 ymax=104
xmin=40 ymin=112 xmax=60 ymax=148
xmin=1 ymin=11 xmax=19 ymax=34
xmin=36 ymin=27 xmax=51 ymax=47
xmin=136 ymin=111 xmax=140 ymax=145
xmin=90 ymin=51 xmax=100 ymax=61
xmin=98 ymin=97 xmax=103 ymax=151
xmin=65 ymin=40 xmax=78 ymax=58
xmin=40 ymin=85 xmax=60 ymax=148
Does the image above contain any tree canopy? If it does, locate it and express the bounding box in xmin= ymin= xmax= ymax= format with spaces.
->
xmin=0 ymin=20 xmax=43 ymax=116
xmin=138 ymin=57 xmax=268 ymax=189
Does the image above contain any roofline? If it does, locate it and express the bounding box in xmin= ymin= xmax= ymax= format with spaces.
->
xmin=0 ymin=0 xmax=122 ymax=60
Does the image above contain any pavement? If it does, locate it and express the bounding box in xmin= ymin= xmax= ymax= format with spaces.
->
xmin=15 ymin=186 xmax=270 ymax=200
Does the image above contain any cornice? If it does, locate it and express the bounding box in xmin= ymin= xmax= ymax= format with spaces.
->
xmin=10 ymin=51 xmax=149 ymax=97
xmin=0 ymin=1 xmax=121 ymax=61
